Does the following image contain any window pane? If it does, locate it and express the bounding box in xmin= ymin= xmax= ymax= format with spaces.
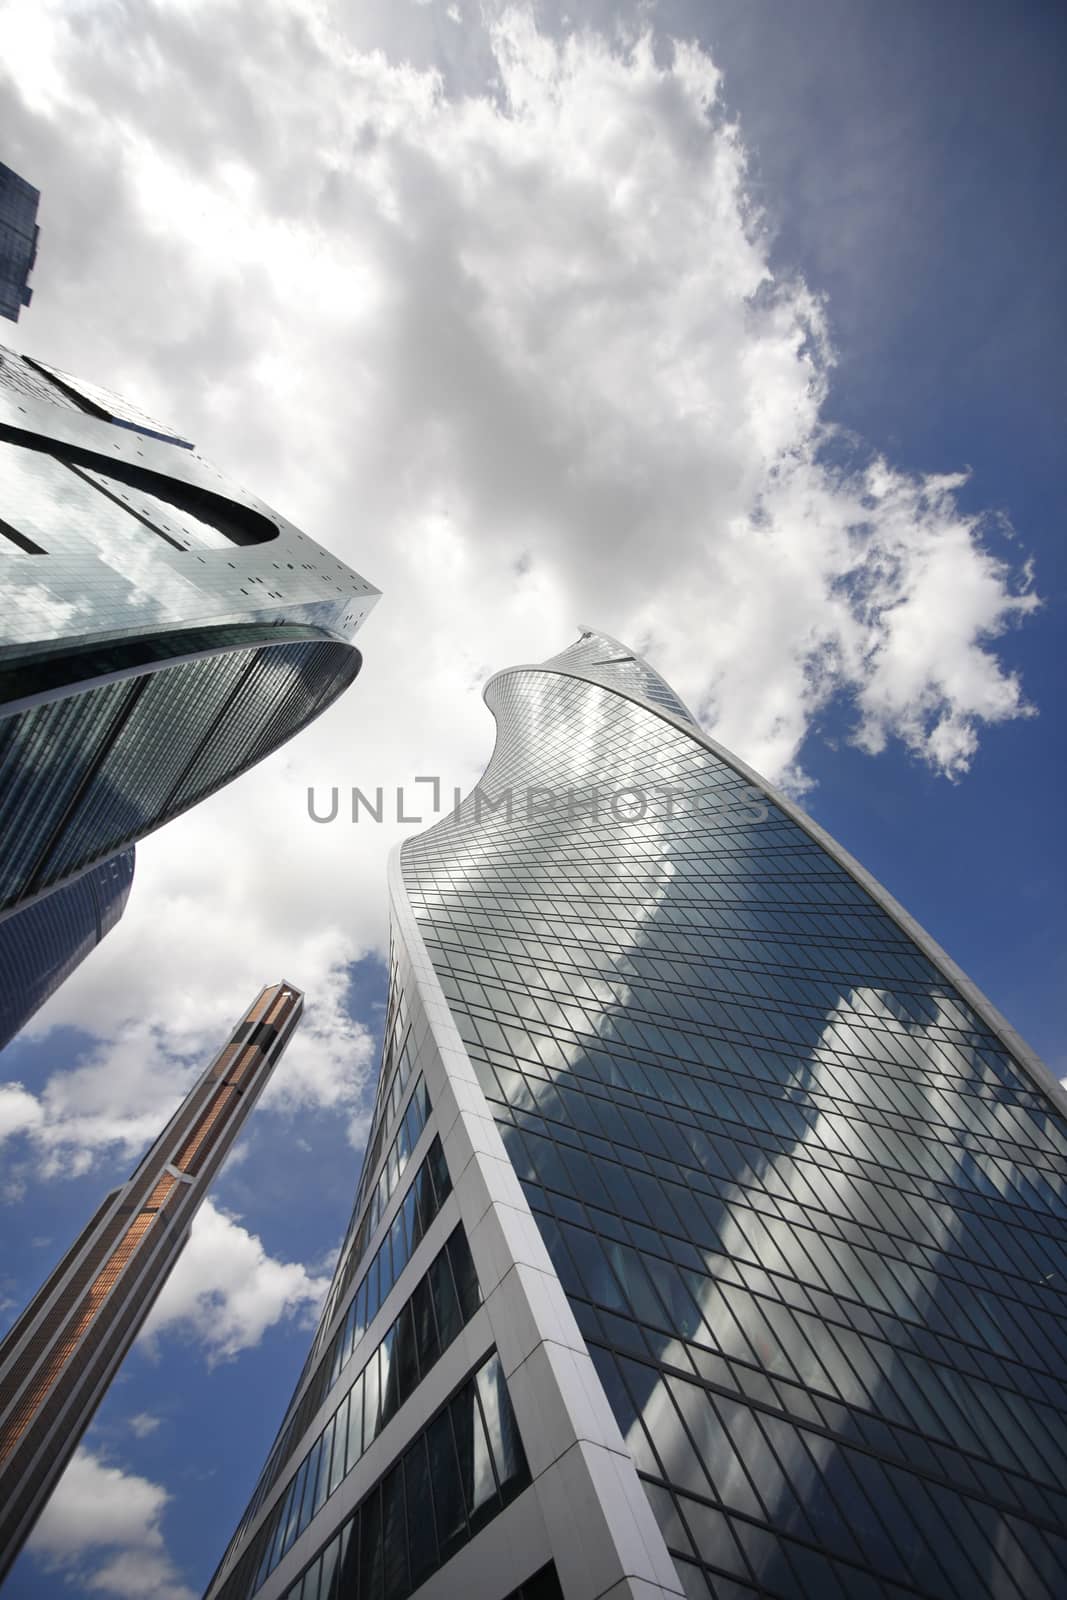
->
xmin=299 ymin=1555 xmax=321 ymax=1600
xmin=346 ymin=1374 xmax=364 ymax=1471
xmin=313 ymin=1418 xmax=335 ymax=1517
xmin=453 ymin=1375 xmax=498 ymax=1532
xmin=318 ymin=1536 xmax=340 ymax=1600
xmin=412 ymin=1164 xmax=433 ymax=1241
xmin=367 ymin=1253 xmax=381 ymax=1324
xmin=393 ymin=1302 xmax=419 ymax=1407
xmin=447 ymin=1227 xmax=481 ymax=1322
xmin=342 ymin=1302 xmax=357 ymax=1366
xmin=404 ymin=1436 xmax=438 ymax=1590
xmin=281 ymin=1459 xmax=309 ymax=1556
xmin=379 ymin=1324 xmax=399 ymax=1428
xmin=358 ymin=1489 xmax=383 ymax=1600
xmin=427 ymin=1136 xmax=451 ymax=1208
xmin=334 ymin=1517 xmax=358 ymax=1600
xmin=381 ymin=1463 xmax=409 ymax=1600
xmin=428 ymin=1251 xmax=461 ymax=1350
xmin=354 ymin=1279 xmax=368 ymax=1343
xmin=411 ymin=1274 xmax=440 ymax=1374
xmin=427 ymin=1408 xmax=467 ymax=1561
xmin=297 ymin=1438 xmax=322 ymax=1536
xmin=475 ymin=1352 xmax=529 ymax=1497
xmin=329 ymin=1394 xmax=350 ymax=1494
xmin=378 ymin=1230 xmax=396 ymax=1304
xmin=401 ymin=1185 xmax=418 ymax=1264
xmin=363 ymin=1344 xmax=382 ymax=1449
xmin=389 ymin=1207 xmax=407 ymax=1276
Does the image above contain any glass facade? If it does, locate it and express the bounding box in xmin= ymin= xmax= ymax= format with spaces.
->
xmin=0 ymin=344 xmax=380 ymax=921
xmin=212 ymin=630 xmax=1064 ymax=1600
xmin=0 ymin=847 xmax=134 ymax=1051
xmin=0 ymin=163 xmax=38 ymax=324
xmin=262 ymin=1350 xmax=530 ymax=1600
xmin=220 ymin=1224 xmax=483 ymax=1600
xmin=207 ymin=942 xmax=536 ymax=1600
xmin=388 ymin=630 xmax=1067 ymax=1600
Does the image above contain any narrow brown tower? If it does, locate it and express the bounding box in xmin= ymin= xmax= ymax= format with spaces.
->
xmin=0 ymin=981 xmax=303 ymax=1582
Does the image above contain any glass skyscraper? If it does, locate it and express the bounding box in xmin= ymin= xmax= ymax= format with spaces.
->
xmin=208 ymin=630 xmax=1067 ymax=1600
xmin=0 ymin=847 xmax=134 ymax=1052
xmin=0 ymin=343 xmax=379 ymax=923
xmin=0 ymin=163 xmax=39 ymax=323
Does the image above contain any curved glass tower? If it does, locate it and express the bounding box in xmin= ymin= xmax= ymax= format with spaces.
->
xmin=0 ymin=344 xmax=379 ymax=922
xmin=209 ymin=631 xmax=1067 ymax=1600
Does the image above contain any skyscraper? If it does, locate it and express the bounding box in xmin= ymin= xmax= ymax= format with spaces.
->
xmin=0 ymin=163 xmax=39 ymax=323
xmin=0 ymin=847 xmax=134 ymax=1052
xmin=0 ymin=343 xmax=379 ymax=923
xmin=0 ymin=982 xmax=303 ymax=1582
xmin=208 ymin=631 xmax=1067 ymax=1600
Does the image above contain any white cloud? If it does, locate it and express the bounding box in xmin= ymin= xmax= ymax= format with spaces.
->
xmin=138 ymin=1198 xmax=332 ymax=1364
xmin=0 ymin=5 xmax=1039 ymax=1164
xmin=128 ymin=1413 xmax=162 ymax=1439
xmin=27 ymin=1447 xmax=194 ymax=1600
xmin=0 ymin=1083 xmax=43 ymax=1142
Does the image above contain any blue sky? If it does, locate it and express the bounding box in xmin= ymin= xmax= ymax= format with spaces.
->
xmin=1 ymin=3 xmax=1063 ymax=1597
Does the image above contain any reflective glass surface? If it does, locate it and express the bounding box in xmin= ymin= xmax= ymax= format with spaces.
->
xmin=397 ymin=632 xmax=1067 ymax=1600
xmin=0 ymin=848 xmax=134 ymax=1051
xmin=208 ymin=963 xmax=465 ymax=1600
xmin=0 ymin=344 xmax=377 ymax=922
xmin=232 ymin=1127 xmax=452 ymax=1562
xmin=0 ymin=165 xmax=38 ymax=323
xmin=0 ymin=347 xmax=376 ymax=653
xmin=219 ymin=1224 xmax=481 ymax=1600
xmin=265 ymin=1351 xmax=529 ymax=1600
xmin=0 ymin=636 xmax=357 ymax=913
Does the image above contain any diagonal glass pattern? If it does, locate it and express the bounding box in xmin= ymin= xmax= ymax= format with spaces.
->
xmin=392 ymin=636 xmax=1067 ymax=1600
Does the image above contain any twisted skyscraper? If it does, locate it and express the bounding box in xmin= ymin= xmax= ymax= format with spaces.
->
xmin=208 ymin=631 xmax=1067 ymax=1600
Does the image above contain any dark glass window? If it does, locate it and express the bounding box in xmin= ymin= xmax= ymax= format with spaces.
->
xmin=254 ymin=1351 xmax=529 ymax=1600
xmin=475 ymin=1352 xmax=528 ymax=1498
xmin=447 ymin=1226 xmax=481 ymax=1323
xmin=392 ymin=1303 xmax=419 ymax=1412
xmin=426 ymin=1409 xmax=467 ymax=1563
xmin=411 ymin=1275 xmax=439 ymax=1373
xmin=428 ymin=1250 xmax=462 ymax=1350
xmin=381 ymin=1464 xmax=409 ymax=1600
xmin=403 ymin=1436 xmax=438 ymax=1590
xmin=453 ymin=1372 xmax=498 ymax=1533
xmin=357 ymin=1488 xmax=383 ymax=1600
xmin=378 ymin=1325 xmax=399 ymax=1429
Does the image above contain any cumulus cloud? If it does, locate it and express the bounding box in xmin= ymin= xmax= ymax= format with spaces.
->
xmin=27 ymin=1447 xmax=194 ymax=1600
xmin=137 ymin=1198 xmax=332 ymax=1364
xmin=0 ymin=1082 xmax=43 ymax=1142
xmin=0 ymin=4 xmax=1038 ymax=1158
